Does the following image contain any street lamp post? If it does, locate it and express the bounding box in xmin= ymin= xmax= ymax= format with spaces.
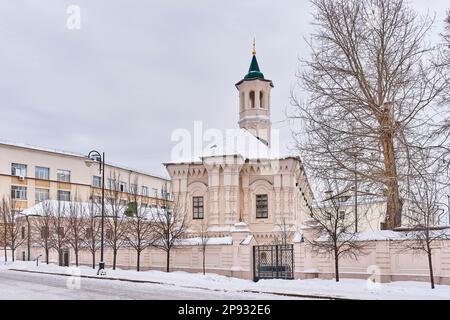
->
xmin=18 ymin=213 xmax=40 ymax=261
xmin=85 ymin=150 xmax=106 ymax=275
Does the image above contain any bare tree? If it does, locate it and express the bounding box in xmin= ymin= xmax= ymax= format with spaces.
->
xmin=291 ymin=0 xmax=449 ymax=230
xmin=105 ymin=171 xmax=128 ymax=270
xmin=33 ymin=200 xmax=54 ymax=264
xmin=434 ymin=10 xmax=450 ymax=151
xmin=82 ymin=195 xmax=101 ymax=269
xmin=124 ymin=178 xmax=154 ymax=271
xmin=151 ymin=183 xmax=187 ymax=272
xmin=52 ymin=201 xmax=70 ymax=266
xmin=443 ymin=10 xmax=450 ymax=65
xmin=401 ymin=151 xmax=450 ymax=289
xmin=275 ymin=215 xmax=296 ymax=245
xmin=67 ymin=196 xmax=87 ymax=267
xmin=308 ymin=180 xmax=366 ymax=282
xmin=0 ymin=196 xmax=26 ymax=262
xmin=1 ymin=196 xmax=9 ymax=262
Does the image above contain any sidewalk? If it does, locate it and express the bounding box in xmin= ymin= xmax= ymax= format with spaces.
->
xmin=2 ymin=260 xmax=450 ymax=300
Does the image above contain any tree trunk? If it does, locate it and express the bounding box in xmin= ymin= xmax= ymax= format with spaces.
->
xmin=334 ymin=251 xmax=340 ymax=282
xmin=137 ymin=251 xmax=140 ymax=272
xmin=202 ymin=247 xmax=206 ymax=275
xmin=3 ymin=246 xmax=7 ymax=263
xmin=427 ymin=250 xmax=435 ymax=289
xmin=75 ymin=249 xmax=79 ymax=267
xmin=380 ymin=124 xmax=403 ymax=230
xmin=92 ymin=251 xmax=96 ymax=269
xmin=11 ymin=248 xmax=15 ymax=262
xmin=45 ymin=247 xmax=49 ymax=264
xmin=166 ymin=249 xmax=170 ymax=272
xmin=113 ymin=248 xmax=117 ymax=270
xmin=58 ymin=249 xmax=62 ymax=266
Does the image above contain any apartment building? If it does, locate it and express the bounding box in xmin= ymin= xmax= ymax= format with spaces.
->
xmin=0 ymin=141 xmax=169 ymax=211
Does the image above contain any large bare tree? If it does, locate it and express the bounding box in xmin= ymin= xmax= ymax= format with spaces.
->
xmin=151 ymin=184 xmax=187 ymax=272
xmin=291 ymin=0 xmax=449 ymax=230
xmin=443 ymin=10 xmax=450 ymax=65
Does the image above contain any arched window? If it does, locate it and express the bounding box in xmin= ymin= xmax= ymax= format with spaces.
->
xmin=249 ymin=91 xmax=255 ymax=108
xmin=259 ymin=91 xmax=264 ymax=108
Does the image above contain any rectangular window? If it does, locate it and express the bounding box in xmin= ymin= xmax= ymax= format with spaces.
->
xmin=11 ymin=186 xmax=27 ymax=200
xmin=339 ymin=211 xmax=346 ymax=220
xmin=108 ymin=178 xmax=116 ymax=190
xmin=141 ymin=186 xmax=148 ymax=196
xmin=35 ymin=166 xmax=50 ymax=180
xmin=11 ymin=163 xmax=27 ymax=177
xmin=90 ymin=195 xmax=101 ymax=204
xmin=256 ymin=194 xmax=268 ymax=219
xmin=41 ymin=226 xmax=49 ymax=239
xmin=119 ymin=181 xmax=127 ymax=192
xmin=92 ymin=176 xmax=102 ymax=188
xmin=57 ymin=190 xmax=71 ymax=201
xmin=152 ymin=188 xmax=158 ymax=198
xmin=130 ymin=184 xmax=138 ymax=194
xmin=35 ymin=188 xmax=50 ymax=203
xmin=57 ymin=169 xmax=71 ymax=182
xmin=193 ymin=196 xmax=204 ymax=219
xmin=21 ymin=226 xmax=26 ymax=240
xmin=57 ymin=227 xmax=64 ymax=237
xmin=106 ymin=229 xmax=113 ymax=240
xmin=86 ymin=228 xmax=93 ymax=239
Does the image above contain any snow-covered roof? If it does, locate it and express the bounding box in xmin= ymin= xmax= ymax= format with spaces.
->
xmin=166 ymin=128 xmax=296 ymax=164
xmin=293 ymin=232 xmax=303 ymax=243
xmin=0 ymin=139 xmax=168 ymax=181
xmin=174 ymin=236 xmax=233 ymax=246
xmin=21 ymin=200 xmax=168 ymax=221
xmin=240 ymin=235 xmax=254 ymax=245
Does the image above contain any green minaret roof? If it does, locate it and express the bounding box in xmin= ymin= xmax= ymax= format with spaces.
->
xmin=235 ymin=40 xmax=274 ymax=88
xmin=244 ymin=55 xmax=265 ymax=80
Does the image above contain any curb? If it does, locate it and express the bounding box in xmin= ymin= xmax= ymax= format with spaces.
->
xmin=7 ymin=268 xmax=347 ymax=300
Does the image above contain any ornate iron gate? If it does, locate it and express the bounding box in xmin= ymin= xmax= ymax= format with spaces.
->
xmin=253 ymin=244 xmax=294 ymax=281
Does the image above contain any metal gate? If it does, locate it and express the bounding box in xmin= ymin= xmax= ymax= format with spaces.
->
xmin=253 ymin=244 xmax=294 ymax=281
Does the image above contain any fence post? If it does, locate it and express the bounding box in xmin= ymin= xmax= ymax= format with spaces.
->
xmin=231 ymin=222 xmax=252 ymax=279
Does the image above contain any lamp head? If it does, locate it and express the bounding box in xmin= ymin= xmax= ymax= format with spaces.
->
xmin=84 ymin=158 xmax=95 ymax=168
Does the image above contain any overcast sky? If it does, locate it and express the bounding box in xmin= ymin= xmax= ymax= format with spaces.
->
xmin=0 ymin=0 xmax=448 ymax=177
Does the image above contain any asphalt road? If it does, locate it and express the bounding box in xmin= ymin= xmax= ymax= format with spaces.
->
xmin=0 ymin=269 xmax=299 ymax=300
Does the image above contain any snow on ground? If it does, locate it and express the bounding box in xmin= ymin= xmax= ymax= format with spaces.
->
xmin=1 ymin=259 xmax=449 ymax=300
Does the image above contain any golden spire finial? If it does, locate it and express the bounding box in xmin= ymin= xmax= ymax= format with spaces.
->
xmin=252 ymin=38 xmax=256 ymax=56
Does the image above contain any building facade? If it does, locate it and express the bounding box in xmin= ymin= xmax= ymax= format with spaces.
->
xmin=0 ymin=141 xmax=169 ymax=211
xmin=165 ymin=47 xmax=314 ymax=243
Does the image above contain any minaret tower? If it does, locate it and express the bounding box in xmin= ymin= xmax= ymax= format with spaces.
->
xmin=235 ymin=40 xmax=274 ymax=146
